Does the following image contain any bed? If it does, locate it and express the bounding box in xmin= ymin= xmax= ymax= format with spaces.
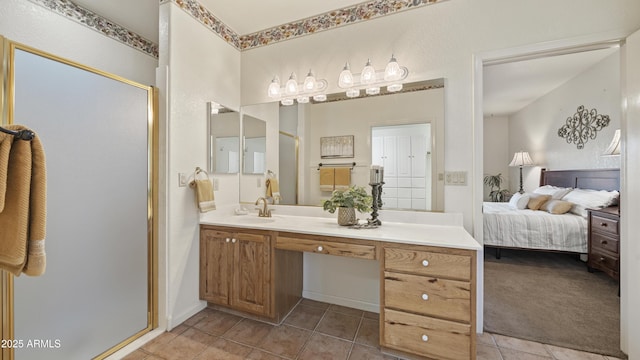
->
xmin=483 ymin=168 xmax=620 ymax=258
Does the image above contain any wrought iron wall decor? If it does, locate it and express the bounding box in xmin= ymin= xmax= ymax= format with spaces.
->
xmin=557 ymin=105 xmax=610 ymax=149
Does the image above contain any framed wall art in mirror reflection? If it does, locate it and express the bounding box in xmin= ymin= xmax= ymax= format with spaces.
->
xmin=321 ymin=135 xmax=354 ymax=158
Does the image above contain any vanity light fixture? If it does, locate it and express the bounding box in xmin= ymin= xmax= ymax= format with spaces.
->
xmin=267 ymin=70 xmax=328 ymax=106
xmin=338 ymin=54 xmax=409 ymax=98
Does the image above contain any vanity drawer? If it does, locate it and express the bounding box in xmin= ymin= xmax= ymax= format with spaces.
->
xmin=383 ymin=309 xmax=471 ymax=360
xmin=591 ymin=215 xmax=619 ymax=236
xmin=384 ymin=271 xmax=470 ymax=323
xmin=384 ymin=247 xmax=471 ymax=281
xmin=276 ymin=236 xmax=376 ymax=260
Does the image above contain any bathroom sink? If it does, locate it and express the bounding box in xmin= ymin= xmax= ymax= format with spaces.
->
xmin=231 ymin=216 xmax=277 ymax=224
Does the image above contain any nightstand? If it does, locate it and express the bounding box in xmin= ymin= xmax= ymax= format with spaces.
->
xmin=587 ymin=206 xmax=620 ymax=281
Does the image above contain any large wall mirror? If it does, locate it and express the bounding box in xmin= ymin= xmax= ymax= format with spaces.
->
xmin=208 ymin=102 xmax=240 ymax=174
xmin=237 ymin=79 xmax=445 ymax=212
xmin=242 ymin=115 xmax=267 ymax=174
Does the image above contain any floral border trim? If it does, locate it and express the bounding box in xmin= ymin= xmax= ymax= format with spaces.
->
xmin=172 ymin=0 xmax=241 ymax=50
xmin=172 ymin=0 xmax=447 ymax=51
xmin=28 ymin=0 xmax=159 ymax=58
xmin=238 ymin=0 xmax=447 ymax=50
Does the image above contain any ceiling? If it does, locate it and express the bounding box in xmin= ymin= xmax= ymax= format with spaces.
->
xmin=483 ymin=47 xmax=618 ymax=117
xmin=70 ymin=0 xmax=619 ymax=116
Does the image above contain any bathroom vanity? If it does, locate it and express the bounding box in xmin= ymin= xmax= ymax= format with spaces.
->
xmin=200 ymin=213 xmax=480 ymax=360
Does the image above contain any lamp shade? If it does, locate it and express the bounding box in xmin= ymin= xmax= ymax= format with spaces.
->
xmin=602 ymin=129 xmax=621 ymax=156
xmin=509 ymin=151 xmax=534 ymax=167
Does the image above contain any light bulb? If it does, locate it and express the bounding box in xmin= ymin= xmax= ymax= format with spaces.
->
xmin=303 ymin=70 xmax=316 ymax=93
xmin=384 ymin=54 xmax=402 ymax=82
xmin=366 ymin=87 xmax=380 ymax=95
xmin=285 ymin=73 xmax=298 ymax=96
xmin=297 ymin=96 xmax=310 ymax=104
xmin=313 ymin=94 xmax=327 ymax=102
xmin=267 ymin=76 xmax=281 ymax=98
xmin=387 ymin=83 xmax=403 ymax=92
xmin=360 ymin=59 xmax=376 ymax=84
xmin=281 ymin=98 xmax=294 ymax=106
xmin=346 ymin=88 xmax=360 ymax=98
xmin=338 ymin=62 xmax=354 ymax=88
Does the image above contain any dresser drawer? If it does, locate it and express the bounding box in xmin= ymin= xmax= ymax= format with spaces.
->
xmin=589 ymin=249 xmax=619 ymax=273
xmin=384 ymin=247 xmax=471 ymax=281
xmin=384 ymin=271 xmax=471 ymax=323
xmin=591 ymin=214 xmax=619 ymax=236
xmin=383 ymin=309 xmax=471 ymax=360
xmin=590 ymin=233 xmax=619 ymax=254
xmin=276 ymin=236 xmax=376 ymax=260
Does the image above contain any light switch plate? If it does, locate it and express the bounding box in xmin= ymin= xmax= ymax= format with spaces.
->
xmin=178 ymin=172 xmax=188 ymax=187
xmin=444 ymin=171 xmax=467 ymax=186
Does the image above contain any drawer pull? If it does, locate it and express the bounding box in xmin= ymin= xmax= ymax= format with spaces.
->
xmin=600 ymin=223 xmax=608 ymax=227
xmin=225 ymin=238 xmax=230 ymax=243
xmin=601 ymin=240 xmax=608 ymax=245
xmin=421 ymin=293 xmax=429 ymax=301
xmin=317 ymin=246 xmax=323 ymax=252
xmin=421 ymin=334 xmax=429 ymax=342
xmin=232 ymin=238 xmax=237 ymax=243
xmin=421 ymin=260 xmax=429 ymax=267
xmin=599 ymin=257 xmax=606 ymax=262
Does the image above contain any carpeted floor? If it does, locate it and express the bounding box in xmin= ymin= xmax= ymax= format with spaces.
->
xmin=483 ymin=248 xmax=625 ymax=358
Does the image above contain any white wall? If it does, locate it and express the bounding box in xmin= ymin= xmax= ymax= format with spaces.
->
xmin=0 ymin=0 xmax=156 ymax=86
xmin=159 ymin=2 xmax=241 ymax=328
xmin=508 ymin=52 xmax=621 ymax=193
xmin=483 ymin=116 xmax=510 ymax=200
xmin=621 ymin=28 xmax=640 ymax=360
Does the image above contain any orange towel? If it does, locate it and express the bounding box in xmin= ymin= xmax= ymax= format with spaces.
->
xmin=0 ymin=125 xmax=47 ymax=276
xmin=334 ymin=167 xmax=351 ymax=191
xmin=320 ymin=167 xmax=334 ymax=192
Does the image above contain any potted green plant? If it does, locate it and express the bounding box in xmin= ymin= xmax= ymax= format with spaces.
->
xmin=483 ymin=173 xmax=510 ymax=202
xmin=322 ymin=186 xmax=373 ymax=226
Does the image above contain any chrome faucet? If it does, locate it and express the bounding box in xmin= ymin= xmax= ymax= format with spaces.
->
xmin=255 ymin=197 xmax=272 ymax=217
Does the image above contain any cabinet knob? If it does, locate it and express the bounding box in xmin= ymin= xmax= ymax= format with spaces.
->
xmin=232 ymin=238 xmax=237 ymax=243
xmin=421 ymin=334 xmax=429 ymax=342
xmin=601 ymin=240 xmax=608 ymax=245
xmin=599 ymin=257 xmax=605 ymax=262
xmin=317 ymin=246 xmax=323 ymax=252
xmin=421 ymin=293 xmax=429 ymax=301
xmin=600 ymin=223 xmax=608 ymax=227
xmin=421 ymin=260 xmax=429 ymax=267
xmin=225 ymin=238 xmax=230 ymax=243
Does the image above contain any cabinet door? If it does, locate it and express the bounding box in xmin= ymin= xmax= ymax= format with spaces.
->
xmin=410 ymin=135 xmax=427 ymax=177
xmin=383 ymin=136 xmax=398 ymax=177
xmin=200 ymin=229 xmax=233 ymax=305
xmin=372 ymin=136 xmax=384 ymax=166
xmin=232 ymin=232 xmax=272 ymax=316
xmin=396 ymin=135 xmax=412 ymax=177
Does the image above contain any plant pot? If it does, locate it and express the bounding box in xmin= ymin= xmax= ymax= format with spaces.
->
xmin=337 ymin=207 xmax=357 ymax=226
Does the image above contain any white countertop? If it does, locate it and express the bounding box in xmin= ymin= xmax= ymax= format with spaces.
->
xmin=200 ymin=211 xmax=481 ymax=251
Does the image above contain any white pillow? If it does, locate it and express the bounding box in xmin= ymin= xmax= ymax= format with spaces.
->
xmin=508 ymin=192 xmax=530 ymax=210
xmin=533 ymin=185 xmax=573 ymax=200
xmin=562 ymin=188 xmax=619 ymax=217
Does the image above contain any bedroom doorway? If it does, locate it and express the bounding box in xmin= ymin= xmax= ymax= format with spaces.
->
xmin=478 ymin=40 xmax=624 ymax=357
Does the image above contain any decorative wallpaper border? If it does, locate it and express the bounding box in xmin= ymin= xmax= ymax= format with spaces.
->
xmin=28 ymin=0 xmax=446 ymax=57
xmin=238 ymin=0 xmax=447 ymax=50
xmin=28 ymin=0 xmax=159 ymax=58
xmin=171 ymin=0 xmax=447 ymax=51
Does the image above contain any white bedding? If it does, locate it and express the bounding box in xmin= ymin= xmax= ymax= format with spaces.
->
xmin=483 ymin=202 xmax=588 ymax=253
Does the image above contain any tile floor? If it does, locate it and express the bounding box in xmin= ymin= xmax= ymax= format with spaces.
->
xmin=124 ymin=299 xmax=626 ymax=360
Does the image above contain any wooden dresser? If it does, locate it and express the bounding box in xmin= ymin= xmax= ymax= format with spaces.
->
xmin=587 ymin=206 xmax=620 ymax=281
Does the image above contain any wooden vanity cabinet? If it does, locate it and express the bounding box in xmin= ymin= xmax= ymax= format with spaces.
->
xmin=200 ymin=227 xmax=272 ymax=317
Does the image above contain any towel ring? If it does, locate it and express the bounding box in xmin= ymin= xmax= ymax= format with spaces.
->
xmin=190 ymin=167 xmax=210 ymax=187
